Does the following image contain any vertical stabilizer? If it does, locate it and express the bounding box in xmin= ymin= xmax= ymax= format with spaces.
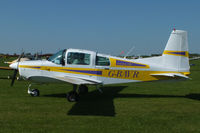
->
xmin=162 ymin=30 xmax=190 ymax=73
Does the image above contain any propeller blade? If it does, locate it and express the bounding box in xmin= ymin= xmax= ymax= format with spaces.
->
xmin=10 ymin=52 xmax=24 ymax=86
xmin=17 ymin=52 xmax=24 ymax=62
xmin=11 ymin=69 xmax=18 ymax=86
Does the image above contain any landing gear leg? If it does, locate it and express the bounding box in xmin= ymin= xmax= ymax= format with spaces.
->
xmin=78 ymin=85 xmax=88 ymax=94
xmin=66 ymin=84 xmax=79 ymax=102
xmin=96 ymin=84 xmax=103 ymax=93
xmin=28 ymin=84 xmax=40 ymax=97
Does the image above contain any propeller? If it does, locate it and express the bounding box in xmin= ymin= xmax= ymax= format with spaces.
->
xmin=10 ymin=52 xmax=24 ymax=86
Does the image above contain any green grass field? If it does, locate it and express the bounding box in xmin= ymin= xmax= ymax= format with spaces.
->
xmin=0 ymin=59 xmax=200 ymax=133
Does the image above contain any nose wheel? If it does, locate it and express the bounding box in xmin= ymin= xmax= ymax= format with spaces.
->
xmin=28 ymin=84 xmax=40 ymax=97
xmin=30 ymin=89 xmax=40 ymax=97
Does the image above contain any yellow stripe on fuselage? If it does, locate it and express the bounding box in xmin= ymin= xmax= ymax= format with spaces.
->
xmin=19 ymin=65 xmax=189 ymax=82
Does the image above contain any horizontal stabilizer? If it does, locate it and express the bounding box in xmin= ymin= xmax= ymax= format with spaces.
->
xmin=189 ymin=57 xmax=200 ymax=61
xmin=151 ymin=73 xmax=189 ymax=79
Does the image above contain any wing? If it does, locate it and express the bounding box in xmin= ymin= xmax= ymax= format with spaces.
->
xmin=0 ymin=66 xmax=12 ymax=70
xmin=151 ymin=73 xmax=189 ymax=79
xmin=50 ymin=75 xmax=102 ymax=85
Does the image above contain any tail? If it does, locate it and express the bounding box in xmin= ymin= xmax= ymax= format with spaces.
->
xmin=162 ymin=30 xmax=190 ymax=74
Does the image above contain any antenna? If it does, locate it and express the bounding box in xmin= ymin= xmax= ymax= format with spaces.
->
xmin=20 ymin=48 xmax=24 ymax=57
xmin=124 ymin=45 xmax=135 ymax=59
xmin=173 ymin=24 xmax=176 ymax=31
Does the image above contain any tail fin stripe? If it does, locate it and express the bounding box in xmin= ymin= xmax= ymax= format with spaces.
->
xmin=163 ymin=50 xmax=189 ymax=57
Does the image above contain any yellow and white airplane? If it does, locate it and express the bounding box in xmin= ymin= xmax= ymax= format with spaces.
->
xmin=10 ymin=30 xmax=190 ymax=102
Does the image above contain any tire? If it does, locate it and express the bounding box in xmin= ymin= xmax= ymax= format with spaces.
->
xmin=78 ymin=85 xmax=88 ymax=94
xmin=30 ymin=89 xmax=40 ymax=97
xmin=66 ymin=91 xmax=79 ymax=102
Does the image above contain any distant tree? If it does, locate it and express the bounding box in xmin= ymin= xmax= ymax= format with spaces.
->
xmin=189 ymin=53 xmax=200 ymax=58
xmin=151 ymin=54 xmax=161 ymax=57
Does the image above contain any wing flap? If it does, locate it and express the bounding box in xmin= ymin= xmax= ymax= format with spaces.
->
xmin=151 ymin=73 xmax=189 ymax=79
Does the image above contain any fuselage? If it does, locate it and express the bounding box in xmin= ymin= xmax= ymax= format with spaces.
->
xmin=15 ymin=48 xmax=189 ymax=85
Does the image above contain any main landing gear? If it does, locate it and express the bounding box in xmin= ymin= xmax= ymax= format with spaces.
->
xmin=66 ymin=85 xmax=89 ymax=102
xmin=28 ymin=84 xmax=40 ymax=97
xmin=27 ymin=84 xmax=90 ymax=102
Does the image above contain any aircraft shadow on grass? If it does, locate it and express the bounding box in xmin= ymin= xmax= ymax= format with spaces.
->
xmin=43 ymin=86 xmax=200 ymax=117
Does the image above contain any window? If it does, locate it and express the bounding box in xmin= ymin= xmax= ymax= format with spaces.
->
xmin=67 ymin=52 xmax=90 ymax=65
xmin=96 ymin=56 xmax=110 ymax=66
xmin=48 ymin=49 xmax=66 ymax=65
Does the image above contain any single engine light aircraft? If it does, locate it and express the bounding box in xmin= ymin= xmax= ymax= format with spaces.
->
xmin=9 ymin=30 xmax=190 ymax=102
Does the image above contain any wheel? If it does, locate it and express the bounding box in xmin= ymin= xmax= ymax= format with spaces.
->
xmin=78 ymin=85 xmax=88 ymax=94
xmin=66 ymin=91 xmax=79 ymax=102
xmin=30 ymin=89 xmax=40 ymax=97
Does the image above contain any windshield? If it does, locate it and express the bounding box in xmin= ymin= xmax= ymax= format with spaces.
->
xmin=48 ymin=49 xmax=66 ymax=65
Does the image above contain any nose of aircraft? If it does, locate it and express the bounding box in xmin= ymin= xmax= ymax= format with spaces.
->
xmin=9 ymin=62 xmax=18 ymax=70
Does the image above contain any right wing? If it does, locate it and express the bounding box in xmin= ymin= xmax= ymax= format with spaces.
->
xmin=0 ymin=66 xmax=12 ymax=70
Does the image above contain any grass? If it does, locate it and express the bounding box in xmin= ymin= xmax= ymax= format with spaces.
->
xmin=0 ymin=59 xmax=200 ymax=133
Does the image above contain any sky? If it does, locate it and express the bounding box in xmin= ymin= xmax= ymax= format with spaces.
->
xmin=0 ymin=0 xmax=200 ymax=56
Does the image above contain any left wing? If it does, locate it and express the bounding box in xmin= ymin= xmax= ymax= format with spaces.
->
xmin=0 ymin=66 xmax=12 ymax=70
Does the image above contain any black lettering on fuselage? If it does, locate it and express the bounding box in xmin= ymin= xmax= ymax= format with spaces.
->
xmin=125 ymin=71 xmax=129 ymax=78
xmin=133 ymin=71 xmax=139 ymax=78
xmin=117 ymin=70 xmax=123 ymax=77
xmin=108 ymin=70 xmax=139 ymax=79
xmin=108 ymin=70 xmax=115 ymax=77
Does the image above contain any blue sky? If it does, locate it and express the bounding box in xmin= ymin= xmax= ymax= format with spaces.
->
xmin=0 ymin=0 xmax=200 ymax=55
